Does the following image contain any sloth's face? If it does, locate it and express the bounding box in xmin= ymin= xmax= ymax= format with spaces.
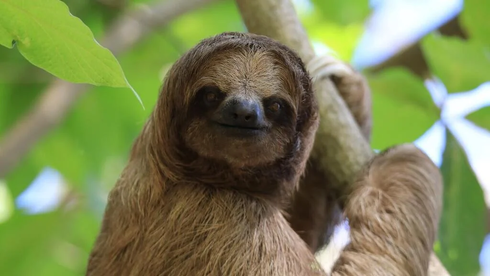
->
xmin=183 ymin=50 xmax=301 ymax=168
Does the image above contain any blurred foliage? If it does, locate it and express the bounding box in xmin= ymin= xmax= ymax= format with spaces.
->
xmin=460 ymin=0 xmax=490 ymax=46
xmin=305 ymin=20 xmax=364 ymax=61
xmin=0 ymin=0 xmax=489 ymax=275
xmin=421 ymin=34 xmax=490 ymax=93
xmin=169 ymin=0 xmax=244 ymax=47
xmin=0 ymin=210 xmax=65 ymax=275
xmin=438 ymin=132 xmax=487 ymax=275
xmin=366 ymin=68 xmax=439 ymax=150
xmin=467 ymin=106 xmax=490 ymax=131
xmin=0 ymin=181 xmax=13 ymax=223
xmin=309 ymin=0 xmax=370 ymax=25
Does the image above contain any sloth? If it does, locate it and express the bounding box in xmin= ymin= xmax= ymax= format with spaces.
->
xmin=86 ymin=32 xmax=442 ymax=276
xmin=87 ymin=32 xmax=323 ymax=276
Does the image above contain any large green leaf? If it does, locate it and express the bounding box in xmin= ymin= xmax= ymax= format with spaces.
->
xmin=421 ymin=34 xmax=490 ymax=93
xmin=460 ymin=0 xmax=490 ymax=46
xmin=466 ymin=106 xmax=490 ymax=131
xmin=0 ymin=24 xmax=11 ymax=47
xmin=437 ymin=131 xmax=486 ymax=275
xmin=309 ymin=0 xmax=371 ymax=25
xmin=0 ymin=0 xmax=140 ymax=103
xmin=366 ymin=68 xmax=440 ymax=150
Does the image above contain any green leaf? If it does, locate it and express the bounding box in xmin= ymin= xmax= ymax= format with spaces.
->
xmin=437 ymin=131 xmax=486 ymax=275
xmin=0 ymin=24 xmax=12 ymax=48
xmin=421 ymin=34 xmax=490 ymax=93
xmin=460 ymin=0 xmax=490 ymax=46
xmin=310 ymin=0 xmax=371 ymax=25
xmin=0 ymin=0 xmax=141 ymax=104
xmin=466 ymin=106 xmax=490 ymax=131
xmin=366 ymin=68 xmax=440 ymax=150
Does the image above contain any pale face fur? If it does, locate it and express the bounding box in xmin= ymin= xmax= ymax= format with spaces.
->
xmin=182 ymin=49 xmax=301 ymax=168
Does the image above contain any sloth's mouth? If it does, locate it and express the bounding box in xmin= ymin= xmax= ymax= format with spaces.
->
xmin=217 ymin=123 xmax=263 ymax=130
xmin=213 ymin=122 xmax=267 ymax=137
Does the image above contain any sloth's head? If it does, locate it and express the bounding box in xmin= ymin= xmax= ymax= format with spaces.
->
xmin=152 ymin=32 xmax=317 ymax=170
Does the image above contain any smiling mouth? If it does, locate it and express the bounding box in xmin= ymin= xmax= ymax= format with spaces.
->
xmin=213 ymin=122 xmax=267 ymax=137
xmin=216 ymin=123 xmax=262 ymax=130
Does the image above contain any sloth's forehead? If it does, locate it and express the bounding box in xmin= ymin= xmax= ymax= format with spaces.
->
xmin=193 ymin=50 xmax=299 ymax=100
xmin=202 ymin=51 xmax=278 ymax=75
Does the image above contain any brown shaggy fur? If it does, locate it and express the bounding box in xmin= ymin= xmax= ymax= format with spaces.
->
xmin=287 ymin=66 xmax=373 ymax=251
xmin=86 ymin=32 xmax=324 ymax=276
xmin=331 ymin=144 xmax=443 ymax=276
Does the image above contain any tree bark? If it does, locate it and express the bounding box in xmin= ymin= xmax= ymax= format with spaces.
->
xmin=235 ymin=0 xmax=371 ymax=196
xmin=234 ymin=0 xmax=449 ymax=275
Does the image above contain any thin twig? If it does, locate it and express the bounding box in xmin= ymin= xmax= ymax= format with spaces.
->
xmin=0 ymin=0 xmax=221 ymax=178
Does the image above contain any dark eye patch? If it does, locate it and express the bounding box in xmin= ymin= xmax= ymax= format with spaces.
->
xmin=193 ymin=86 xmax=226 ymax=110
xmin=263 ymin=96 xmax=294 ymax=127
xmin=200 ymin=86 xmax=225 ymax=105
xmin=186 ymin=86 xmax=227 ymax=121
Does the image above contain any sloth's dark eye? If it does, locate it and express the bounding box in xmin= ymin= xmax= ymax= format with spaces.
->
xmin=264 ymin=97 xmax=285 ymax=115
xmin=198 ymin=86 xmax=224 ymax=106
xmin=205 ymin=91 xmax=217 ymax=102
xmin=263 ymin=96 xmax=294 ymax=127
xmin=267 ymin=102 xmax=281 ymax=113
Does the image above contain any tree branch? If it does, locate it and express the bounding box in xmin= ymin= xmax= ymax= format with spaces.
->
xmin=0 ymin=0 xmax=221 ymax=179
xmin=234 ymin=0 xmax=449 ymax=275
xmin=235 ymin=0 xmax=372 ymax=194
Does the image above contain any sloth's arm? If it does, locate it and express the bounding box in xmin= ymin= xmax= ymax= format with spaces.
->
xmin=330 ymin=144 xmax=443 ymax=276
xmin=287 ymin=60 xmax=372 ymax=251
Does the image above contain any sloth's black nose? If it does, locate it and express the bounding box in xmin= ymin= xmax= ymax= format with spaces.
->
xmin=220 ymin=98 xmax=263 ymax=129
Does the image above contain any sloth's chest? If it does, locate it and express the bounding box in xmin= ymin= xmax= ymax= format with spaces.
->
xmin=132 ymin=191 xmax=326 ymax=276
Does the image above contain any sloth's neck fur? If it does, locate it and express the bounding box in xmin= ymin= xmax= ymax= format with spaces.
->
xmin=86 ymin=132 xmax=324 ymax=275
xmin=153 ymin=136 xmax=302 ymax=208
xmin=95 ymin=159 xmax=324 ymax=276
xmin=179 ymin=154 xmax=299 ymax=207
